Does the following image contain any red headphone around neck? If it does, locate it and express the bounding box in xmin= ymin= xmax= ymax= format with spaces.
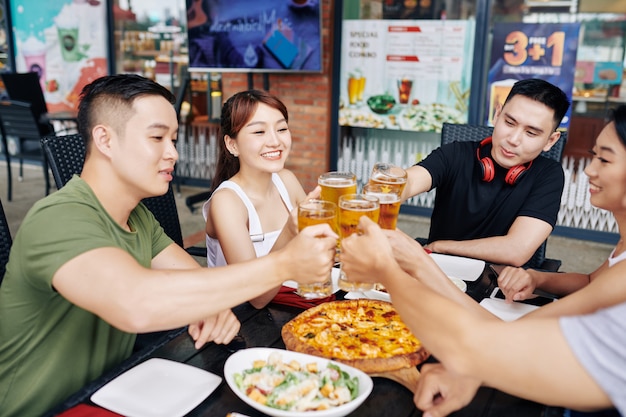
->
xmin=476 ymin=137 xmax=532 ymax=185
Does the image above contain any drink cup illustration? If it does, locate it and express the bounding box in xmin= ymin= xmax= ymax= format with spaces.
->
xmin=21 ymin=36 xmax=46 ymax=90
xmin=55 ymin=5 xmax=82 ymax=62
xmin=397 ymin=78 xmax=413 ymax=104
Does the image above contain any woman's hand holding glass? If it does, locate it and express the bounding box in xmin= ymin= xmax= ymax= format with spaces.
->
xmin=296 ymin=199 xmax=338 ymax=298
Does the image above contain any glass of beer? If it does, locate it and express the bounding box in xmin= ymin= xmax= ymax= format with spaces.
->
xmin=363 ymin=183 xmax=401 ymax=230
xmin=337 ymin=194 xmax=379 ymax=292
xmin=369 ymin=163 xmax=408 ymax=196
xmin=296 ymin=199 xmax=337 ymax=299
xmin=318 ymin=172 xmax=357 ymax=206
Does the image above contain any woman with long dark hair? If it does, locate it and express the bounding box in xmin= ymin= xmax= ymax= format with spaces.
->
xmin=203 ymin=90 xmax=309 ymax=308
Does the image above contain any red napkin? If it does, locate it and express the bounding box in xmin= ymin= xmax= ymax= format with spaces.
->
xmin=56 ymin=404 xmax=123 ymax=417
xmin=272 ymin=285 xmax=335 ymax=309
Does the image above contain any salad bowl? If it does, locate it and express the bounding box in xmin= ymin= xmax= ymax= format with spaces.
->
xmin=224 ymin=347 xmax=373 ymax=417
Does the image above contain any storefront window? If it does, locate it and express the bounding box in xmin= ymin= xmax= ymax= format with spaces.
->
xmin=486 ymin=4 xmax=624 ymax=237
xmin=113 ymin=0 xmax=188 ymax=90
xmin=336 ymin=0 xmax=625 ymax=237
xmin=337 ymin=0 xmax=479 ymax=210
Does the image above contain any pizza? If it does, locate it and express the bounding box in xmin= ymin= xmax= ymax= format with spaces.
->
xmin=281 ymin=299 xmax=429 ymax=374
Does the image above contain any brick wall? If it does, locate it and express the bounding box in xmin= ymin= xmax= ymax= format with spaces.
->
xmin=219 ymin=0 xmax=335 ymax=192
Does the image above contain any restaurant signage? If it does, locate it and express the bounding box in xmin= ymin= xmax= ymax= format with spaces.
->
xmin=339 ymin=19 xmax=474 ymax=132
xmin=486 ymin=22 xmax=580 ymax=128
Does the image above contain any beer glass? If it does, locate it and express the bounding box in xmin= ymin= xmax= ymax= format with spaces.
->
xmin=337 ymin=194 xmax=379 ymax=291
xmin=369 ymin=162 xmax=408 ymax=196
xmin=318 ymin=172 xmax=357 ymax=206
xmin=363 ymin=183 xmax=401 ymax=230
xmin=296 ymin=200 xmax=337 ymax=298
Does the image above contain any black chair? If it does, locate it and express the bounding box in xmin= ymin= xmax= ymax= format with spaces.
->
xmin=0 ymin=198 xmax=13 ymax=284
xmin=40 ymin=134 xmax=205 ymax=257
xmin=430 ymin=122 xmax=567 ymax=271
xmin=0 ymin=100 xmax=51 ymax=201
xmin=1 ymin=72 xmax=56 ymax=137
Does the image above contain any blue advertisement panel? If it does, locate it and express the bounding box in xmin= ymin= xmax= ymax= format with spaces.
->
xmin=487 ymin=23 xmax=580 ymax=128
xmin=186 ymin=0 xmax=322 ymax=73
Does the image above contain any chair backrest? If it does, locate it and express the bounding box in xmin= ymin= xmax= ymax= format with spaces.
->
xmin=0 ymin=198 xmax=12 ymax=284
xmin=0 ymin=100 xmax=43 ymax=141
xmin=440 ymin=122 xmax=568 ymax=162
xmin=1 ymin=72 xmax=54 ymax=136
xmin=142 ymin=189 xmax=184 ymax=247
xmin=0 ymin=197 xmax=13 ymax=283
xmin=41 ymin=134 xmax=86 ymax=189
xmin=41 ymin=133 xmax=185 ymax=248
xmin=439 ymin=123 xmax=567 ymax=270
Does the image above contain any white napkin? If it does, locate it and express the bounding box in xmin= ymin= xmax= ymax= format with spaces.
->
xmin=479 ymin=298 xmax=539 ymax=321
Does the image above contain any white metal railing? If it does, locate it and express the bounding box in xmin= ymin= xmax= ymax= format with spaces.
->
xmin=176 ymin=121 xmax=219 ymax=183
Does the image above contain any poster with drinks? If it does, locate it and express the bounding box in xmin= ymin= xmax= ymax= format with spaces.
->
xmin=10 ymin=0 xmax=108 ymax=112
xmin=339 ymin=19 xmax=474 ymax=132
xmin=486 ymin=23 xmax=580 ymax=128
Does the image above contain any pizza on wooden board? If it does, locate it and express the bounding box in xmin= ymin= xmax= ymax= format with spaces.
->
xmin=281 ymin=299 xmax=429 ymax=374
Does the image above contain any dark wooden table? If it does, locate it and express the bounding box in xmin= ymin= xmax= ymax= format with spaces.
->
xmin=47 ymin=265 xmax=549 ymax=417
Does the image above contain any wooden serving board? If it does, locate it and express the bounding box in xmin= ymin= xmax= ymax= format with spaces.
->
xmin=370 ymin=366 xmax=421 ymax=391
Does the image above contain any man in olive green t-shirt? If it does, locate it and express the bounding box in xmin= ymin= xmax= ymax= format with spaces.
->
xmin=0 ymin=74 xmax=337 ymax=416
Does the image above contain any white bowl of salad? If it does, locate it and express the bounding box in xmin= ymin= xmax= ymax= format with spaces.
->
xmin=224 ymin=347 xmax=373 ymax=417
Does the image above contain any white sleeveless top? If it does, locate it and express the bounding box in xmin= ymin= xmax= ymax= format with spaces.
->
xmin=607 ymin=247 xmax=626 ymax=268
xmin=202 ymin=173 xmax=293 ymax=267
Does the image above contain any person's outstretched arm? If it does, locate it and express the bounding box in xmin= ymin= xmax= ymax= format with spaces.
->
xmin=53 ymin=224 xmax=337 ymax=337
xmin=341 ymin=217 xmax=612 ymax=411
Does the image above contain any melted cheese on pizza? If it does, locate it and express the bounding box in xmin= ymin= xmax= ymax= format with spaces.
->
xmin=294 ymin=302 xmax=421 ymax=360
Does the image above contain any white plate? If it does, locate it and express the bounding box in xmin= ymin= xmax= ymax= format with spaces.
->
xmin=91 ymin=358 xmax=222 ymax=417
xmin=224 ymin=347 xmax=373 ymax=417
xmin=344 ymin=290 xmax=390 ymax=302
xmin=479 ymin=298 xmax=539 ymax=321
xmin=449 ymin=277 xmax=468 ymax=292
xmin=353 ymin=276 xmax=466 ymax=302
xmin=360 ymin=289 xmax=391 ymax=302
xmin=283 ymin=267 xmax=341 ymax=293
xmin=430 ymin=253 xmax=485 ymax=282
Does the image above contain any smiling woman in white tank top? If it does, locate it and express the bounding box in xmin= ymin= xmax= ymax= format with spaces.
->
xmin=203 ymin=90 xmax=309 ymax=309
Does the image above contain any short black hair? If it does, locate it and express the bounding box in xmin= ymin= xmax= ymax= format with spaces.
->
xmin=504 ymin=78 xmax=570 ymax=129
xmin=77 ymin=74 xmax=175 ymax=145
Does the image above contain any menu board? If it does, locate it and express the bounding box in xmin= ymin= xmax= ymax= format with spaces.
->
xmin=486 ymin=23 xmax=580 ymax=128
xmin=339 ymin=19 xmax=474 ymax=132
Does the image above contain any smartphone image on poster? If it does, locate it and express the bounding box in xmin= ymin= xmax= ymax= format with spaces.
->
xmin=263 ymin=30 xmax=299 ymax=69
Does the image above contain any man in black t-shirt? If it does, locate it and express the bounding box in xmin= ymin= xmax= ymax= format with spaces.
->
xmin=401 ymin=79 xmax=570 ymax=266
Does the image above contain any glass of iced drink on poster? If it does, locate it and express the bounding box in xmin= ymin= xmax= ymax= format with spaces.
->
xmin=397 ymin=78 xmax=413 ymax=104
xmin=318 ymin=172 xmax=357 ymax=206
xmin=337 ymin=194 xmax=379 ymax=292
xmin=347 ymin=70 xmax=365 ymax=106
xmin=347 ymin=74 xmax=359 ymax=106
xmin=296 ymin=200 xmax=337 ymax=299
xmin=363 ymin=183 xmax=401 ymax=230
xmin=369 ymin=162 xmax=408 ymax=196
xmin=356 ymin=75 xmax=366 ymax=103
